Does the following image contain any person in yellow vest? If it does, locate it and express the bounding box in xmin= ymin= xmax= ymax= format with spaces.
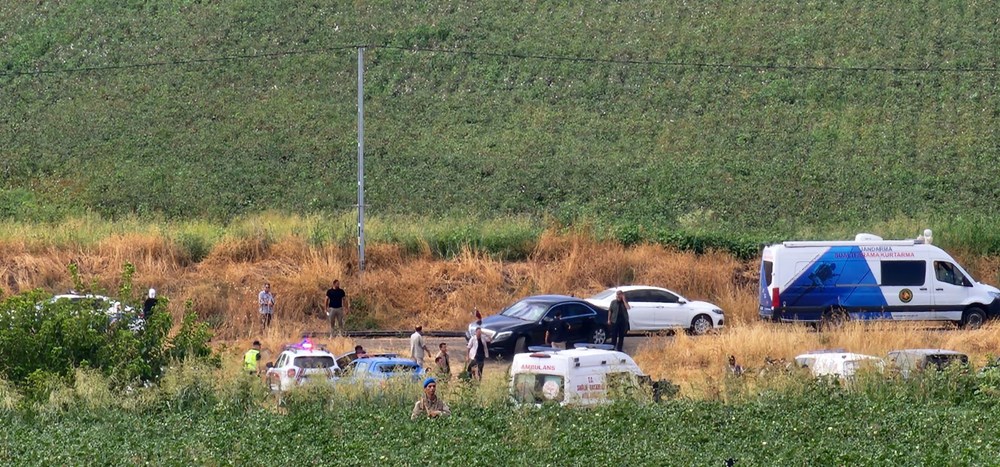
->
xmin=244 ymin=340 xmax=262 ymax=375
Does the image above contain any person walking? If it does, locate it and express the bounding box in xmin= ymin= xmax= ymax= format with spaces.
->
xmin=411 ymin=377 xmax=450 ymax=420
xmin=434 ymin=342 xmax=451 ymax=379
xmin=258 ymin=282 xmax=276 ymax=332
xmin=608 ymin=290 xmax=630 ymax=352
xmin=410 ymin=325 xmax=430 ymax=363
xmin=466 ymin=327 xmax=491 ymax=381
xmin=324 ymin=279 xmax=348 ymax=336
xmin=244 ymin=340 xmax=262 ymax=375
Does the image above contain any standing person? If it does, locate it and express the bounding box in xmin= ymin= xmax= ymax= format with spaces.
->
xmin=244 ymin=340 xmax=262 ymax=375
xmin=258 ymin=282 xmax=276 ymax=332
xmin=411 ymin=377 xmax=450 ymax=420
xmin=544 ymin=311 xmax=570 ymax=349
xmin=324 ymin=279 xmax=348 ymax=336
xmin=142 ymin=288 xmax=158 ymax=320
xmin=608 ymin=290 xmax=630 ymax=352
xmin=434 ymin=342 xmax=451 ymax=379
xmin=466 ymin=327 xmax=491 ymax=381
xmin=410 ymin=325 xmax=430 ymax=363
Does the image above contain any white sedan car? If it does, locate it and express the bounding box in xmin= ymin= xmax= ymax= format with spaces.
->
xmin=586 ymin=286 xmax=724 ymax=335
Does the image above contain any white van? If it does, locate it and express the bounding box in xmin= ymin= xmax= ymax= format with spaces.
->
xmin=794 ymin=351 xmax=885 ymax=379
xmin=758 ymin=230 xmax=1000 ymax=328
xmin=509 ymin=345 xmax=673 ymax=407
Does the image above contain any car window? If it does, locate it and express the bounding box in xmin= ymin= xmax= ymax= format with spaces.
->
xmin=548 ymin=303 xmax=591 ymax=319
xmin=881 ymin=260 xmax=926 ymax=286
xmin=645 ymin=290 xmax=679 ymax=303
xmin=623 ymin=290 xmax=646 ymax=302
xmin=349 ymin=361 xmax=369 ymax=373
xmin=294 ymin=356 xmax=336 ymax=369
xmin=501 ymin=300 xmax=549 ymax=321
xmin=375 ymin=363 xmax=419 ymax=374
xmin=275 ymin=354 xmax=288 ymax=367
xmin=512 ymin=373 xmax=564 ymax=404
xmin=934 ymin=261 xmax=971 ymax=287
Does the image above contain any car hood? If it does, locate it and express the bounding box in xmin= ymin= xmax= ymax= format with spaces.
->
xmin=469 ymin=314 xmax=534 ymax=336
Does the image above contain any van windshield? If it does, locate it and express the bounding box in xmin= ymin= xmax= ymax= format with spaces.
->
xmin=501 ymin=301 xmax=549 ymax=321
xmin=512 ymin=373 xmax=564 ymax=404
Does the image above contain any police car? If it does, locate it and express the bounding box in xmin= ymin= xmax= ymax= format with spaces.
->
xmin=338 ymin=355 xmax=425 ymax=388
xmin=509 ymin=344 xmax=676 ymax=407
xmin=265 ymin=339 xmax=341 ymax=392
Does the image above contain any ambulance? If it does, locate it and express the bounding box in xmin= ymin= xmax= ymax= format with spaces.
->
xmin=509 ymin=344 xmax=675 ymax=407
xmin=759 ymin=230 xmax=1000 ymax=328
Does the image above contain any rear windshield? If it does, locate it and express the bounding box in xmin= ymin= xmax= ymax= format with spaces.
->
xmin=512 ymin=373 xmax=564 ymax=404
xmin=589 ymin=289 xmax=616 ymax=301
xmin=294 ymin=356 xmax=336 ymax=369
xmin=501 ymin=301 xmax=549 ymax=321
xmin=761 ymin=261 xmax=773 ymax=287
xmin=374 ymin=363 xmax=419 ymax=374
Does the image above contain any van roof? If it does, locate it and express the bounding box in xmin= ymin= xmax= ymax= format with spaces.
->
xmin=512 ymin=347 xmax=640 ymax=371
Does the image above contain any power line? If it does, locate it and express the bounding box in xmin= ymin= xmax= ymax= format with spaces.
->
xmin=0 ymin=45 xmax=364 ymax=77
xmin=382 ymin=45 xmax=1000 ymax=74
xmin=2 ymin=43 xmax=998 ymax=77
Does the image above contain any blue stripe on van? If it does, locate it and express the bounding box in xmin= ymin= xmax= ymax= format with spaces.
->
xmin=781 ymin=246 xmax=887 ymax=309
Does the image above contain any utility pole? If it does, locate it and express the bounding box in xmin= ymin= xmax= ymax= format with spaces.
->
xmin=357 ymin=47 xmax=366 ymax=272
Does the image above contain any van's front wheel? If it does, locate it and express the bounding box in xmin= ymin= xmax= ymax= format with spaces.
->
xmin=961 ymin=307 xmax=986 ymax=330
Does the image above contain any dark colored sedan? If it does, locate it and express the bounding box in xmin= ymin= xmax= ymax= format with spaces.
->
xmin=466 ymin=295 xmax=610 ymax=356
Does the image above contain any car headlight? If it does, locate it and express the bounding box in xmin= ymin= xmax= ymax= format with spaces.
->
xmin=712 ymin=308 xmax=724 ymax=315
xmin=989 ymin=291 xmax=1000 ymax=300
xmin=492 ymin=331 xmax=511 ymax=342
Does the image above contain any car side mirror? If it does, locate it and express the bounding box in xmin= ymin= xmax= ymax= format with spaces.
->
xmin=265 ymin=362 xmax=274 ymax=369
xmin=678 ymin=299 xmax=687 ymax=305
xmin=542 ymin=317 xmax=553 ymax=323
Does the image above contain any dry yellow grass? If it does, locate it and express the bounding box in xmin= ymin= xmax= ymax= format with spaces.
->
xmin=3 ymin=226 xmax=1000 ymax=396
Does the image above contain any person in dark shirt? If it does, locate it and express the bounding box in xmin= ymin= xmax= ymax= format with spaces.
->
xmin=545 ymin=311 xmax=571 ymax=349
xmin=325 ymin=279 xmax=348 ymax=336
xmin=142 ymin=288 xmax=158 ymax=319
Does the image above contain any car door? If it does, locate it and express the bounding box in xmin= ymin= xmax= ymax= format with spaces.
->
xmin=645 ymin=289 xmax=685 ymax=328
xmin=622 ymin=290 xmax=657 ymax=330
xmin=932 ymin=260 xmax=973 ymax=321
xmin=547 ymin=303 xmax=592 ymax=344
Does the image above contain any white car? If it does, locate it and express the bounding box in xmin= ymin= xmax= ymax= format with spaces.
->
xmin=586 ymin=286 xmax=724 ymax=335
xmin=265 ymin=340 xmax=341 ymax=392
xmin=794 ymin=351 xmax=885 ymax=379
xmin=48 ymin=293 xmax=144 ymax=331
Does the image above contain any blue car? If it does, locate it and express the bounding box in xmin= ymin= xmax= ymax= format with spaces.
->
xmin=340 ymin=355 xmax=425 ymax=387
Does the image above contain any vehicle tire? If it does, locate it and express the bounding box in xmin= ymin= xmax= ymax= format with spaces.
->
xmin=590 ymin=326 xmax=608 ymax=345
xmin=514 ymin=336 xmax=528 ymax=354
xmin=961 ymin=307 xmax=986 ymax=330
xmin=689 ymin=314 xmax=713 ymax=335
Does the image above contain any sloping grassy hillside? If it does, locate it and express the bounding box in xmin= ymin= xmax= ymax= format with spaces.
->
xmin=2 ymin=2 xmax=999 ymax=236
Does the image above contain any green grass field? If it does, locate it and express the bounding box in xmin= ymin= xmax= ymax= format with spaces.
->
xmin=3 ymin=375 xmax=999 ymax=466
xmin=3 ymin=1 xmax=1000 ymax=249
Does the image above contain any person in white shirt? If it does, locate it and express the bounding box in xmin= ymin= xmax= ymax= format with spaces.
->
xmin=410 ymin=325 xmax=430 ymax=363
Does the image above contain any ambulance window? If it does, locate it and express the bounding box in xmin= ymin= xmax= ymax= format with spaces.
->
xmin=881 ymin=261 xmax=926 ymax=286
xmin=512 ymin=374 xmax=564 ymax=403
xmin=762 ymin=261 xmax=773 ymax=287
xmin=934 ymin=262 xmax=971 ymax=287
